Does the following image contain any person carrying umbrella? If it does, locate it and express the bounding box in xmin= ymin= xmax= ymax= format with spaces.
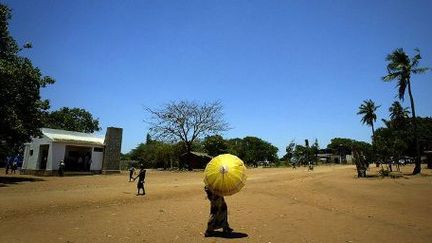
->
xmin=204 ymin=186 xmax=233 ymax=236
xmin=203 ymin=154 xmax=247 ymax=237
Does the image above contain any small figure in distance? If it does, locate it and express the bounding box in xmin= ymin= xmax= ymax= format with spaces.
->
xmin=133 ymin=164 xmax=146 ymax=196
xmin=5 ymin=157 xmax=11 ymax=174
xmin=11 ymin=161 xmax=17 ymax=174
xmin=128 ymin=164 xmax=135 ymax=182
xmin=58 ymin=160 xmax=65 ymax=177
xmin=204 ymin=186 xmax=233 ymax=237
xmin=308 ymin=161 xmax=314 ymax=171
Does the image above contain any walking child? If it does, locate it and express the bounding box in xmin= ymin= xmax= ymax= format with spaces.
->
xmin=58 ymin=160 xmax=65 ymax=177
xmin=11 ymin=162 xmax=17 ymax=174
xmin=5 ymin=159 xmax=10 ymax=174
xmin=133 ymin=164 xmax=146 ymax=196
xmin=128 ymin=164 xmax=135 ymax=182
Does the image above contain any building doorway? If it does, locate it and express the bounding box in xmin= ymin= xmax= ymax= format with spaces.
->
xmin=64 ymin=146 xmax=92 ymax=171
xmin=38 ymin=145 xmax=49 ymax=170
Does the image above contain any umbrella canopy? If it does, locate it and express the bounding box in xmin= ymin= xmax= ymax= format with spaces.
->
xmin=204 ymin=154 xmax=247 ymax=196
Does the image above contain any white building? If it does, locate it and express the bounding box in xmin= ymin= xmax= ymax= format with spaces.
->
xmin=22 ymin=128 xmax=107 ymax=175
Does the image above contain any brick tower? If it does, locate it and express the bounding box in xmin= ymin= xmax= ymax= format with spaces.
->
xmin=102 ymin=127 xmax=122 ymax=173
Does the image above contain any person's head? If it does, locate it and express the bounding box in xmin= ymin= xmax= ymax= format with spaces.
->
xmin=139 ymin=164 xmax=144 ymax=169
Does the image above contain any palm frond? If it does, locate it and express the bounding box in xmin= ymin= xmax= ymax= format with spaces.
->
xmin=398 ymin=79 xmax=407 ymax=100
xmin=382 ymin=72 xmax=401 ymax=81
xmin=412 ymin=67 xmax=429 ymax=74
xmin=411 ymin=48 xmax=422 ymax=67
xmin=357 ymin=99 xmax=379 ymax=127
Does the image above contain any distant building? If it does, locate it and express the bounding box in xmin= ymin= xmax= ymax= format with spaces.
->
xmin=317 ymin=148 xmax=353 ymax=164
xmin=180 ymin=151 xmax=212 ymax=170
xmin=21 ymin=127 xmax=122 ymax=175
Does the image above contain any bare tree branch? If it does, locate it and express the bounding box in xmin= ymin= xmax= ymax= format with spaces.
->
xmin=144 ymin=100 xmax=230 ymax=152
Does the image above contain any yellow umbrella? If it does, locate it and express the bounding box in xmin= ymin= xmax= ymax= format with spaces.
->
xmin=204 ymin=154 xmax=247 ymax=196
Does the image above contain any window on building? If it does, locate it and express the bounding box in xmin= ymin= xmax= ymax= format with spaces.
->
xmin=30 ymin=150 xmax=33 ymax=156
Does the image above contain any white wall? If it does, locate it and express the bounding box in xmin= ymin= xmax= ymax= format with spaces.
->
xmin=23 ymin=137 xmax=105 ymax=172
xmin=91 ymin=147 xmax=104 ymax=171
xmin=22 ymin=136 xmax=51 ymax=170
xmin=50 ymin=143 xmax=66 ymax=170
xmin=22 ymin=145 xmax=30 ymax=170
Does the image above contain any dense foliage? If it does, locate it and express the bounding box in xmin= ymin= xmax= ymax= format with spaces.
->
xmin=43 ymin=107 xmax=101 ymax=133
xmin=374 ymin=117 xmax=432 ymax=164
xmin=125 ymin=134 xmax=279 ymax=168
xmin=0 ymin=4 xmax=55 ymax=162
xmin=382 ymin=48 xmax=430 ymax=174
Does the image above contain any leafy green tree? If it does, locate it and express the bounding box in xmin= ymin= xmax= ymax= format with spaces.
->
xmin=382 ymin=101 xmax=410 ymax=131
xmin=373 ymin=116 xmax=432 ymax=171
xmin=389 ymin=101 xmax=410 ymax=121
xmin=292 ymin=140 xmax=318 ymax=165
xmin=226 ymin=138 xmax=244 ymax=158
xmin=292 ymin=145 xmax=308 ymax=165
xmin=203 ymin=135 xmax=227 ymax=156
xmin=129 ymin=141 xmax=177 ymax=169
xmin=327 ymin=137 xmax=372 ymax=174
xmin=327 ymin=137 xmax=371 ymax=164
xmin=145 ymin=133 xmax=153 ymax=144
xmin=311 ymin=139 xmax=319 ymax=162
xmin=225 ymin=137 xmax=278 ymax=166
xmin=357 ymin=99 xmax=380 ymax=137
xmin=43 ymin=107 xmax=101 ymax=133
xmin=120 ymin=153 xmax=131 ymax=161
xmin=281 ymin=140 xmax=295 ymax=162
xmin=382 ymin=48 xmax=430 ymax=174
xmin=374 ymin=127 xmax=409 ymax=171
xmin=241 ymin=136 xmax=278 ymax=165
xmin=327 ymin=138 xmax=355 ymax=155
xmin=0 ymin=4 xmax=55 ymax=162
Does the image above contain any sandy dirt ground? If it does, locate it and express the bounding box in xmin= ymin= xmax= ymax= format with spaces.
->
xmin=1 ymin=165 xmax=432 ymax=243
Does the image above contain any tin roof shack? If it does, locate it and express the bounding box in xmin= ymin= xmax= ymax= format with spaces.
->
xmin=180 ymin=152 xmax=212 ymax=170
xmin=21 ymin=127 xmax=122 ymax=176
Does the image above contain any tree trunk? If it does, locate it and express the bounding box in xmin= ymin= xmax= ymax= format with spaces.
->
xmin=186 ymin=142 xmax=192 ymax=154
xmin=371 ymin=124 xmax=377 ymax=167
xmin=186 ymin=142 xmax=193 ymax=171
xmin=407 ymin=80 xmax=421 ymax=175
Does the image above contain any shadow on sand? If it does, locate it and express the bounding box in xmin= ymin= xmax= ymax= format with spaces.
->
xmin=205 ymin=231 xmax=248 ymax=239
xmin=365 ymin=174 xmax=381 ymax=178
xmin=0 ymin=176 xmax=44 ymax=187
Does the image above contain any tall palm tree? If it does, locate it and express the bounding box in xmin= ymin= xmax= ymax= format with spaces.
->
xmin=389 ymin=101 xmax=410 ymax=121
xmin=382 ymin=48 xmax=429 ymax=174
xmin=357 ymin=99 xmax=380 ymax=137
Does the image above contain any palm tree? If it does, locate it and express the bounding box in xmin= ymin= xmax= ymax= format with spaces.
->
xmin=389 ymin=101 xmax=410 ymax=121
xmin=357 ymin=99 xmax=380 ymax=137
xmin=382 ymin=48 xmax=429 ymax=174
xmin=385 ymin=101 xmax=410 ymax=130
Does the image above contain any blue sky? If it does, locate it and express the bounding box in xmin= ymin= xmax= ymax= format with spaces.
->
xmin=5 ymin=0 xmax=432 ymax=156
